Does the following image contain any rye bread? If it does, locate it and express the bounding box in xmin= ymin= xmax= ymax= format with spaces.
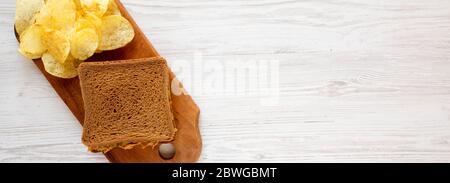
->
xmin=78 ymin=57 xmax=176 ymax=153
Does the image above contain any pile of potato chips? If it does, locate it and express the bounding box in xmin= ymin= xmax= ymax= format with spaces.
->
xmin=16 ymin=0 xmax=135 ymax=78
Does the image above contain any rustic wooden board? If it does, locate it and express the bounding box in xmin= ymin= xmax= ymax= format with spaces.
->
xmin=15 ymin=0 xmax=202 ymax=163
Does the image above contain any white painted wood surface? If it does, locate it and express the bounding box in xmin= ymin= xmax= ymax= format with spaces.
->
xmin=1 ymin=0 xmax=450 ymax=162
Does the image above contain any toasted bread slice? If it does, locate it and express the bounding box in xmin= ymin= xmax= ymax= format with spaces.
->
xmin=79 ymin=57 xmax=176 ymax=153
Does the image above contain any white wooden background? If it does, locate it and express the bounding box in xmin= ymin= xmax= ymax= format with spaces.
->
xmin=1 ymin=0 xmax=450 ymax=162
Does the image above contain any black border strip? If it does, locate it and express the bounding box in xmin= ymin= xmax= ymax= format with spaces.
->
xmin=1 ymin=163 xmax=449 ymax=181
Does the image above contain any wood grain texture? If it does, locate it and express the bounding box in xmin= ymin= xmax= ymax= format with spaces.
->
xmin=1 ymin=0 xmax=450 ymax=162
xmin=12 ymin=0 xmax=202 ymax=163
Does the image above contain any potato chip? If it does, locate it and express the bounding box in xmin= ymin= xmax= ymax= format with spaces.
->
xmin=83 ymin=13 xmax=102 ymax=31
xmin=16 ymin=0 xmax=135 ymax=79
xmin=42 ymin=29 xmax=71 ymax=63
xmin=15 ymin=0 xmax=44 ymax=36
xmin=42 ymin=53 xmax=80 ymax=79
xmin=43 ymin=0 xmax=77 ymax=35
xmin=18 ymin=25 xmax=46 ymax=59
xmin=83 ymin=13 xmax=103 ymax=46
xmin=75 ymin=17 xmax=95 ymax=31
xmin=104 ymin=0 xmax=121 ymax=16
xmin=80 ymin=0 xmax=109 ymax=17
xmin=98 ymin=15 xmax=134 ymax=51
xmin=33 ymin=3 xmax=50 ymax=26
xmin=75 ymin=18 xmax=90 ymax=31
xmin=74 ymin=0 xmax=82 ymax=11
xmin=71 ymin=28 xmax=99 ymax=60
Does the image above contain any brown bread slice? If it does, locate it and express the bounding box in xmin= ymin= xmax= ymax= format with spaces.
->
xmin=78 ymin=57 xmax=176 ymax=153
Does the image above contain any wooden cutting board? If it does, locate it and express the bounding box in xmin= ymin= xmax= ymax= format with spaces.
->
xmin=14 ymin=0 xmax=202 ymax=163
